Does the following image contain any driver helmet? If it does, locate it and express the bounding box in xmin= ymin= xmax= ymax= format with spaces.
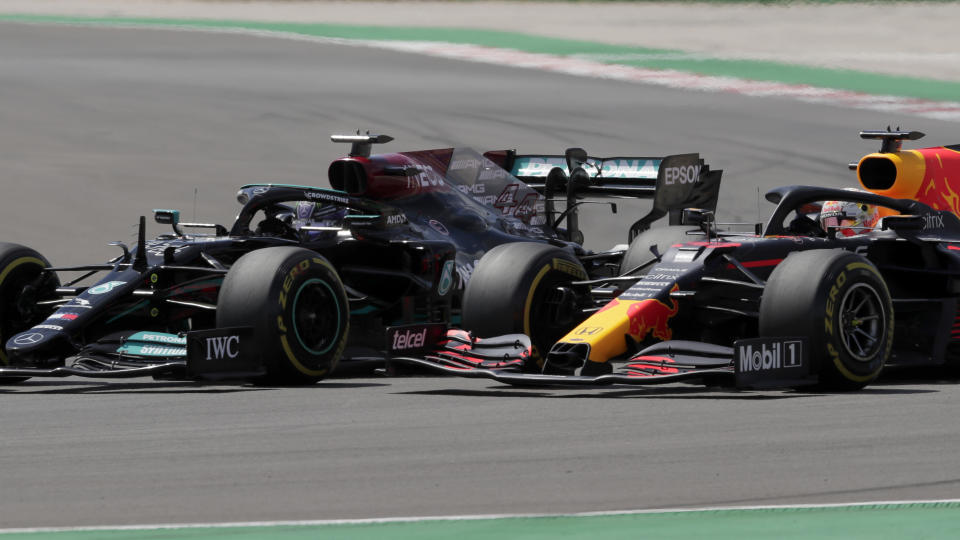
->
xmin=820 ymin=200 xmax=880 ymax=237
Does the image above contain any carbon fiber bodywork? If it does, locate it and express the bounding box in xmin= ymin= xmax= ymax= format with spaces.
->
xmin=1 ymin=137 xmax=712 ymax=381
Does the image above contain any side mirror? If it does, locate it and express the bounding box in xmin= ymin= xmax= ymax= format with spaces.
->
xmin=681 ymin=208 xmax=713 ymax=226
xmin=881 ymin=214 xmax=924 ymax=233
xmin=154 ymin=209 xmax=180 ymax=226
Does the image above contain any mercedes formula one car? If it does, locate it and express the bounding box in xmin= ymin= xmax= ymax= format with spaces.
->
xmin=0 ymin=134 xmax=720 ymax=383
xmin=395 ymin=129 xmax=960 ymax=391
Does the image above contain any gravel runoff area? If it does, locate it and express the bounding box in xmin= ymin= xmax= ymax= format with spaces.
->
xmin=1 ymin=1 xmax=958 ymax=82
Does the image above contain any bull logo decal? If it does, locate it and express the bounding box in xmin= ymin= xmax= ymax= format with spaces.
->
xmin=917 ymin=148 xmax=960 ymax=216
xmin=625 ymin=285 xmax=680 ymax=341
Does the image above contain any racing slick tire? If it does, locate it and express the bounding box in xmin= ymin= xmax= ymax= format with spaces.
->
xmin=217 ymin=247 xmax=349 ymax=385
xmin=620 ymin=226 xmax=703 ymax=276
xmin=461 ymin=242 xmax=588 ymax=370
xmin=0 ymin=243 xmax=59 ymax=384
xmin=760 ymin=249 xmax=893 ymax=390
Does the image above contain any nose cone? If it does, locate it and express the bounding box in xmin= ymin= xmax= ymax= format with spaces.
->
xmin=5 ymin=327 xmax=63 ymax=360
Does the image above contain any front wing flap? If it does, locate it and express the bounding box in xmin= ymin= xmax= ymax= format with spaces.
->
xmin=0 ymin=327 xmax=262 ymax=381
xmin=394 ymin=334 xmax=816 ymax=389
xmin=387 ymin=324 xmax=530 ymax=371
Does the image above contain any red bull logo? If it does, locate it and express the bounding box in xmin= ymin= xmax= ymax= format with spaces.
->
xmin=917 ymin=147 xmax=960 ymax=216
xmin=860 ymin=147 xmax=960 ymax=218
xmin=625 ymin=285 xmax=679 ymax=341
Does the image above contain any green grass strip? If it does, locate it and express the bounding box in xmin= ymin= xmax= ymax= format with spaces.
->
xmin=3 ymin=503 xmax=960 ymax=540
xmin=0 ymin=14 xmax=956 ymax=102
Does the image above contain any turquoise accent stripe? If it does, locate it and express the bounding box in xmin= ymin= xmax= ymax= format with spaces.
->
xmin=2 ymin=502 xmax=960 ymax=539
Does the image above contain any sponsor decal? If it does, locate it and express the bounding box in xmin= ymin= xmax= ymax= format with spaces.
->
xmin=117 ymin=344 xmax=186 ymax=357
xmin=205 ymin=335 xmax=240 ymax=360
xmin=478 ymin=167 xmax=509 ymax=181
xmin=437 ymin=260 xmax=455 ymax=296
xmin=386 ymin=214 xmax=408 ymax=225
xmin=456 ymin=259 xmax=480 ymax=288
xmin=278 ymin=258 xmax=314 ymax=310
xmin=69 ymin=298 xmax=91 ymax=307
xmin=146 ymin=241 xmax=186 ymax=257
xmin=252 ymin=186 xmax=270 ymax=195
xmin=493 ymin=185 xmax=546 ymax=223
xmin=824 ymin=270 xmax=846 ymax=337
xmin=457 ymin=183 xmax=486 ymax=195
xmin=13 ymin=333 xmax=44 ymax=345
xmin=553 ymin=259 xmax=588 ymax=280
xmin=599 ymin=159 xmax=659 ymax=179
xmin=428 ymin=219 xmax=449 ymax=236
xmin=33 ymin=324 xmax=64 ymax=331
xmin=575 ymin=327 xmax=602 ymax=336
xmin=912 ymin=148 xmax=960 ymax=215
xmin=513 ymin=193 xmax=539 ymax=223
xmin=511 ymin=157 xmax=659 ymax=179
xmin=733 ymin=337 xmax=811 ymax=388
xmin=625 ymin=285 xmax=680 ymax=341
xmin=391 ymin=328 xmax=427 ymax=350
xmin=494 ymin=184 xmax=520 ymax=209
xmin=923 ymin=213 xmax=945 ymax=230
xmin=405 ymin=164 xmax=446 ymax=189
xmin=663 ymin=164 xmax=701 ymax=185
xmin=304 ymin=191 xmax=350 ymax=205
xmin=385 ymin=323 xmax=447 ymax=355
xmin=450 ymin=158 xmax=485 ymax=171
xmin=88 ymin=281 xmax=126 ymax=295
xmin=47 ymin=312 xmax=79 ymax=321
xmin=129 ymin=332 xmax=187 ymax=345
xmin=185 ymin=327 xmax=258 ymax=376
xmin=296 ymin=201 xmax=316 ymax=219
xmin=738 ymin=340 xmax=803 ymax=372
xmin=512 ymin=157 xmax=568 ymax=178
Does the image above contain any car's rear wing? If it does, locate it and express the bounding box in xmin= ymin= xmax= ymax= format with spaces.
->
xmin=484 ymin=149 xmax=722 ymax=242
xmin=506 ymin=154 xmax=662 ymax=196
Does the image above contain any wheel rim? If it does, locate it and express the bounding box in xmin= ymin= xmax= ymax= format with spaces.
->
xmin=291 ymin=278 xmax=341 ymax=356
xmin=839 ymin=282 xmax=886 ymax=362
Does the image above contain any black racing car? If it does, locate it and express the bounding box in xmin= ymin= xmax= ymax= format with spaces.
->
xmin=397 ymin=129 xmax=960 ymax=391
xmin=0 ymin=134 xmax=720 ymax=383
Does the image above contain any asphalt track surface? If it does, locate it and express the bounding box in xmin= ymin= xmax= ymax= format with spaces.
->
xmin=2 ymin=23 xmax=960 ymax=529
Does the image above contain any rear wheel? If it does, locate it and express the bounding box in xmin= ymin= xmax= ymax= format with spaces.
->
xmin=0 ymin=243 xmax=59 ymax=384
xmin=217 ymin=247 xmax=349 ymax=384
xmin=461 ymin=242 xmax=588 ymax=369
xmin=760 ymin=249 xmax=892 ymax=390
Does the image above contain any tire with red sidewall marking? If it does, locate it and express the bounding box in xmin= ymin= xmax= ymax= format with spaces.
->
xmin=0 ymin=242 xmax=59 ymax=384
xmin=217 ymin=247 xmax=348 ymax=385
xmin=760 ymin=249 xmax=893 ymax=390
xmin=461 ymin=242 xmax=587 ymax=370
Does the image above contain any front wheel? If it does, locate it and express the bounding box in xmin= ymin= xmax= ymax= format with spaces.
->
xmin=0 ymin=242 xmax=59 ymax=384
xmin=217 ymin=247 xmax=349 ymax=384
xmin=461 ymin=242 xmax=588 ymax=369
xmin=760 ymin=249 xmax=893 ymax=390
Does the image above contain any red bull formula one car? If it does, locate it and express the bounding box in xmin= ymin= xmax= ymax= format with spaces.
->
xmin=396 ymin=129 xmax=960 ymax=391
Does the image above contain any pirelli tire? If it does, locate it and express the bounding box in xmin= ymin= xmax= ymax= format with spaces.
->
xmin=620 ymin=226 xmax=703 ymax=276
xmin=760 ymin=249 xmax=893 ymax=391
xmin=0 ymin=243 xmax=59 ymax=384
xmin=461 ymin=242 xmax=588 ymax=370
xmin=217 ymin=247 xmax=349 ymax=385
